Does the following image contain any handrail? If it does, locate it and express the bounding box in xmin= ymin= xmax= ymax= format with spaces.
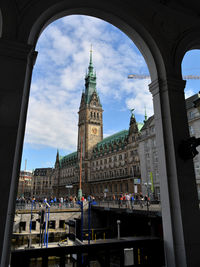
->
xmin=11 ymin=237 xmax=164 ymax=267
xmin=94 ymin=200 xmax=161 ymax=213
xmin=15 ymin=202 xmax=81 ymax=211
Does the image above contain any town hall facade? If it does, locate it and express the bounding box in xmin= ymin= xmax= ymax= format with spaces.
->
xmin=51 ymin=51 xmax=143 ymax=199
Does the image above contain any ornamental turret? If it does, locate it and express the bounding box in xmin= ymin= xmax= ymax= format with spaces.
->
xmin=128 ymin=109 xmax=139 ymax=143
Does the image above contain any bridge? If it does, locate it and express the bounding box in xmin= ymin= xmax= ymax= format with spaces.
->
xmin=92 ymin=200 xmax=161 ymax=217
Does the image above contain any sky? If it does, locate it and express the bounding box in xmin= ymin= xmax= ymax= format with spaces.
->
xmin=21 ymin=15 xmax=200 ymax=171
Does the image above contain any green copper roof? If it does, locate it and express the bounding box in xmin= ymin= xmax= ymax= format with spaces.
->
xmin=137 ymin=122 xmax=144 ymax=131
xmin=60 ymin=152 xmax=78 ymax=167
xmin=84 ymin=49 xmax=101 ymax=105
xmin=94 ymin=130 xmax=129 ymax=152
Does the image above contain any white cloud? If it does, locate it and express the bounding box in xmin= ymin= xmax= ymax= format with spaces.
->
xmin=125 ymin=79 xmax=153 ymax=117
xmin=185 ymin=88 xmax=196 ymax=99
xmin=24 ymin=15 xmax=150 ymax=150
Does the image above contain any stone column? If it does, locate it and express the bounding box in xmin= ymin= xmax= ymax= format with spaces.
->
xmin=149 ymin=78 xmax=200 ymax=267
xmin=0 ymin=39 xmax=36 ymax=267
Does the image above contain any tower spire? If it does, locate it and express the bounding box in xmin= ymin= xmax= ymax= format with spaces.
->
xmin=144 ymin=107 xmax=147 ymax=123
xmin=88 ymin=44 xmax=94 ymax=75
xmin=84 ymin=46 xmax=100 ymax=104
xmin=55 ymin=149 xmax=60 ymax=168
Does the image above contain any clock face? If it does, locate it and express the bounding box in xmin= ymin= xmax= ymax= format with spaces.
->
xmin=91 ymin=127 xmax=98 ymax=135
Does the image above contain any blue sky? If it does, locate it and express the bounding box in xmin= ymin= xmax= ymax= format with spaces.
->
xmin=21 ymin=15 xmax=200 ymax=171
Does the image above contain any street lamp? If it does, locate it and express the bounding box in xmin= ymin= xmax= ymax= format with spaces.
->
xmin=117 ymin=220 xmax=121 ymax=240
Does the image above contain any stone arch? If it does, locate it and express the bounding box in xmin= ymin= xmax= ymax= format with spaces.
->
xmin=2 ymin=2 xmax=200 ymax=267
xmin=174 ymin=28 xmax=200 ymax=78
xmin=16 ymin=0 xmax=167 ymax=82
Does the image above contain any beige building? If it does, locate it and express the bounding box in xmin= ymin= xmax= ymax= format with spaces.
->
xmin=17 ymin=171 xmax=33 ymax=198
xmin=52 ymin=52 xmax=143 ymax=199
xmin=138 ymin=92 xmax=200 ymax=200
xmin=32 ymin=168 xmax=53 ymax=199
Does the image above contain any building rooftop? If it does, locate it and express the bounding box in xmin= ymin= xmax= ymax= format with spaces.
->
xmin=140 ymin=116 xmax=154 ymax=131
xmin=185 ymin=92 xmax=200 ymax=110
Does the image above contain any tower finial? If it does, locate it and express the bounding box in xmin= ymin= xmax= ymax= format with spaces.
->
xmin=144 ymin=107 xmax=147 ymax=122
xmin=130 ymin=108 xmax=135 ymax=118
xmin=88 ymin=44 xmax=94 ymax=75
xmin=90 ymin=44 xmax=93 ymax=64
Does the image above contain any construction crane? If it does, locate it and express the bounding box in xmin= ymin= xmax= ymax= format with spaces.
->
xmin=128 ymin=74 xmax=200 ymax=80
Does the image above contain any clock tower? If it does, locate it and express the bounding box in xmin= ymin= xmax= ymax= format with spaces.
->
xmin=78 ymin=48 xmax=103 ymax=161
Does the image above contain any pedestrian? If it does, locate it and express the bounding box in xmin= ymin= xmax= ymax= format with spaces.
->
xmin=131 ymin=194 xmax=135 ymax=209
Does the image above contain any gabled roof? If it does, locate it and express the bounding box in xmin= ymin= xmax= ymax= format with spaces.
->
xmin=140 ymin=115 xmax=154 ymax=131
xmin=185 ymin=92 xmax=200 ymax=110
xmin=137 ymin=122 xmax=144 ymax=131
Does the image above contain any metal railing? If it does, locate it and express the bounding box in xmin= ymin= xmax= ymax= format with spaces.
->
xmin=94 ymin=200 xmax=161 ymax=213
xmin=15 ymin=202 xmax=80 ymax=211
xmin=11 ymin=237 xmax=165 ymax=267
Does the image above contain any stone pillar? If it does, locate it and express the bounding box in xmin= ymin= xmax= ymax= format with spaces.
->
xmin=0 ymin=39 xmax=36 ymax=267
xmin=149 ymin=78 xmax=200 ymax=267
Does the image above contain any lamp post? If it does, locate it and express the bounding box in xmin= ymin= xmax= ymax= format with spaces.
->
xmin=78 ymin=135 xmax=83 ymax=201
xmin=117 ymin=220 xmax=121 ymax=240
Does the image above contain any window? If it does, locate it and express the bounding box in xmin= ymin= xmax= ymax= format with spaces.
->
xmin=109 ymin=184 xmax=112 ymax=192
xmin=32 ymin=221 xmax=36 ymax=230
xmin=195 ymin=163 xmax=200 ymax=177
xmin=115 ymin=184 xmax=117 ymax=192
xmin=120 ymin=184 xmax=123 ymax=192
xmin=189 ymin=111 xmax=195 ymax=119
xmin=153 ymin=151 xmax=158 ymax=163
xmin=126 ymin=183 xmax=129 ymax=192
xmin=119 ymin=155 xmax=122 ymax=160
xmin=104 ymin=158 xmax=107 ymax=164
xmin=48 ymin=221 xmax=56 ymax=229
xmin=109 ymin=157 xmax=112 ymax=162
xmin=19 ymin=222 xmax=26 ymax=231
xmin=152 ymin=138 xmax=156 ymax=147
xmin=189 ymin=125 xmax=194 ymax=135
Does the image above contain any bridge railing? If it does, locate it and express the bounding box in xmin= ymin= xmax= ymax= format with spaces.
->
xmin=15 ymin=202 xmax=81 ymax=211
xmin=10 ymin=237 xmax=165 ymax=267
xmin=94 ymin=200 xmax=161 ymax=212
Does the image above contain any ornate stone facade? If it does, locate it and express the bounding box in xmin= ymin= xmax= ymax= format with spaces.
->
xmin=52 ymin=52 xmax=142 ymax=199
xmin=32 ymin=168 xmax=53 ymax=199
xmin=138 ymin=92 xmax=200 ymax=200
xmin=17 ymin=171 xmax=33 ymax=198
